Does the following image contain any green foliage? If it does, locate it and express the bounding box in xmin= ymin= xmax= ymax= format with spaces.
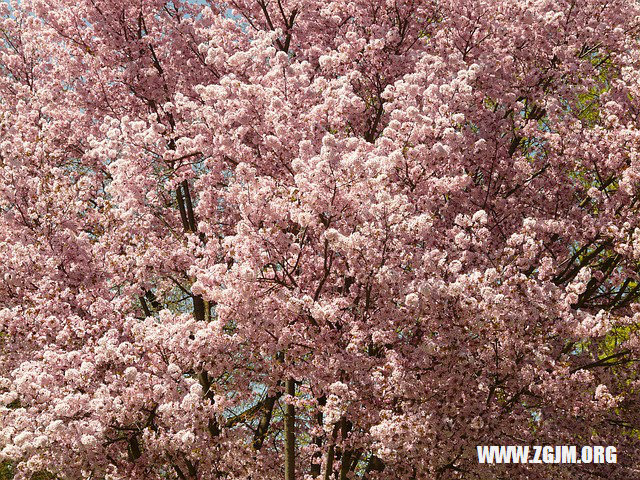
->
xmin=0 ymin=462 xmax=13 ymax=480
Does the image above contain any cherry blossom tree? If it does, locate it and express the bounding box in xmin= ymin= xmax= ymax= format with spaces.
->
xmin=2 ymin=0 xmax=640 ymax=478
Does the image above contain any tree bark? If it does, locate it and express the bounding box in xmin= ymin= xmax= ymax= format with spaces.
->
xmin=284 ymin=377 xmax=296 ymax=480
xmin=253 ymin=390 xmax=281 ymax=450
xmin=310 ymin=395 xmax=326 ymax=476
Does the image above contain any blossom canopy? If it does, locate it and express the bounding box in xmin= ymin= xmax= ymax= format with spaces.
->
xmin=1 ymin=0 xmax=640 ymax=479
